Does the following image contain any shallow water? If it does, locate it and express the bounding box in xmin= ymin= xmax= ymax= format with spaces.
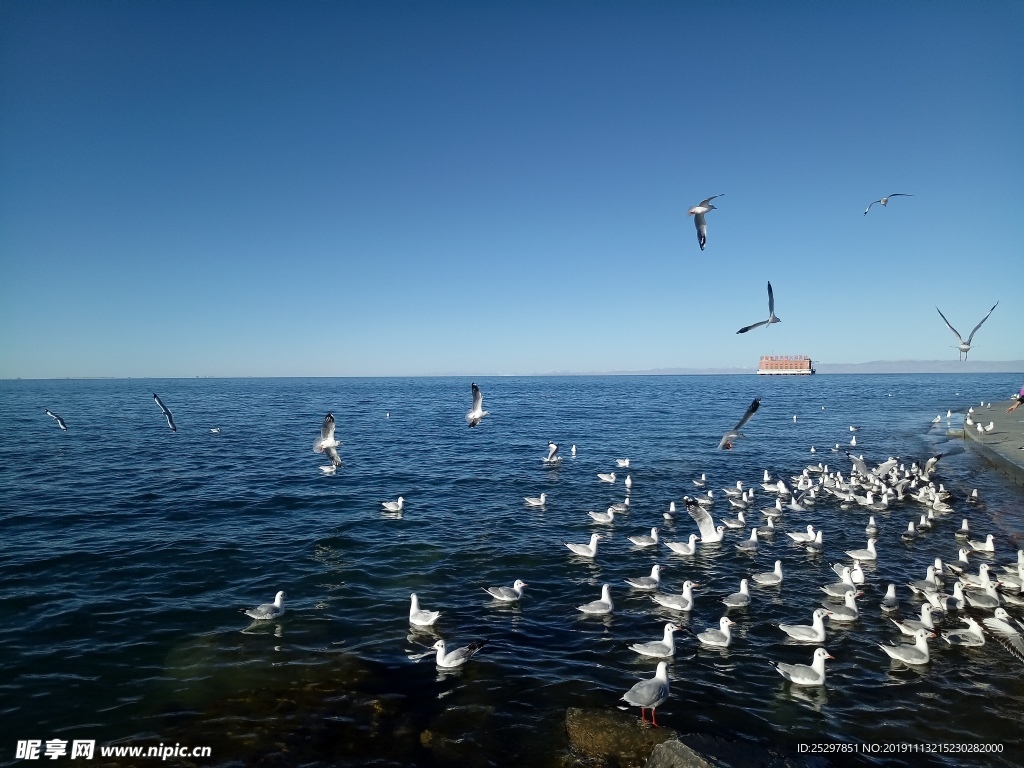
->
xmin=2 ymin=375 xmax=1023 ymax=767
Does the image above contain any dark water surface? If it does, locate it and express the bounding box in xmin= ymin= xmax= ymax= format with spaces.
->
xmin=2 ymin=375 xmax=1023 ymax=767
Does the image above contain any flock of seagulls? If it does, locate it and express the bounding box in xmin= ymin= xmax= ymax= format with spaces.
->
xmin=36 ymin=376 xmax=1023 ymax=730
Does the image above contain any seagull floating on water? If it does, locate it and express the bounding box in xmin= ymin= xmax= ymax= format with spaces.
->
xmin=687 ymin=501 xmax=725 ymax=543
xmin=935 ymin=301 xmax=999 ymax=361
xmin=577 ymin=584 xmax=613 ymax=615
xmin=524 ymin=493 xmax=547 ymax=507
xmin=153 ymin=393 xmax=176 ymax=432
xmin=625 ymin=565 xmax=662 ymax=591
xmin=688 ymin=194 xmax=723 ymax=251
xmin=722 ymin=579 xmax=751 ymax=608
xmin=598 ymin=472 xmax=616 ymax=483
xmin=431 ymin=638 xmax=487 ymax=668
xmin=245 ymin=591 xmax=286 ymax=620
xmin=879 ymin=628 xmax=932 ymax=665
xmin=382 ymin=497 xmax=404 ymax=513
xmin=566 ymin=533 xmax=602 ymax=558
xmin=543 ymin=441 xmax=562 ymax=465
xmin=770 ymin=647 xmax=833 ymax=686
xmin=694 ymin=616 xmax=734 ymax=647
xmin=666 ymin=534 xmax=698 ymax=556
xmin=736 ymin=282 xmax=781 ymax=334
xmin=652 ymin=581 xmax=697 ymax=611
xmin=44 ymin=409 xmax=68 ymax=431
xmin=409 ymin=593 xmax=440 ymax=626
xmin=753 ymin=560 xmax=784 ymax=586
xmin=779 ymin=609 xmax=828 ymax=643
xmin=629 ymin=623 xmax=681 ymax=658
xmin=863 ymin=192 xmax=913 ymax=216
xmin=629 ymin=528 xmax=659 ymax=548
xmin=483 ymin=579 xmax=527 ymax=602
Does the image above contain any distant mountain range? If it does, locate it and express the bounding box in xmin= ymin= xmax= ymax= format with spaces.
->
xmin=573 ymin=360 xmax=1024 ymax=376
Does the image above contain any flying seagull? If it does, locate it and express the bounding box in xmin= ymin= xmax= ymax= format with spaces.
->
xmin=736 ymin=282 xmax=781 ymax=334
xmin=935 ymin=302 xmax=998 ymax=361
xmin=688 ymin=194 xmax=723 ymax=251
xmin=718 ymin=397 xmax=761 ymax=450
xmin=466 ymin=382 xmax=489 ymax=427
xmin=864 ymin=193 xmax=913 ymax=215
xmin=153 ymin=393 xmax=176 ymax=431
xmin=44 ymin=409 xmax=68 ymax=431
xmin=313 ymin=412 xmax=342 ymax=466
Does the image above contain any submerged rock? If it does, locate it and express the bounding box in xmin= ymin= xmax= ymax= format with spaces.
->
xmin=565 ymin=707 xmax=676 ymax=768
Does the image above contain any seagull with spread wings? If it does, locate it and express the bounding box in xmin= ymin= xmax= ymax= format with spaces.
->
xmin=718 ymin=397 xmax=761 ymax=450
xmin=935 ymin=302 xmax=999 ymax=361
xmin=466 ymin=382 xmax=489 ymax=427
xmin=313 ymin=412 xmax=342 ymax=467
xmin=863 ymin=193 xmax=913 ymax=215
xmin=44 ymin=409 xmax=68 ymax=431
xmin=736 ymin=282 xmax=781 ymax=334
xmin=688 ymin=194 xmax=723 ymax=251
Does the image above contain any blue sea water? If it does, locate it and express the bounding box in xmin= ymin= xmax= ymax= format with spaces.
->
xmin=1 ymin=374 xmax=1023 ymax=767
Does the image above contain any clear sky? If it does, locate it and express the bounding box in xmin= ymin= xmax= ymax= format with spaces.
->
xmin=1 ymin=1 xmax=1021 ymax=378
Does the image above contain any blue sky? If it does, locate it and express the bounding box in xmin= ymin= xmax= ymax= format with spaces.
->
xmin=1 ymin=1 xmax=1021 ymax=378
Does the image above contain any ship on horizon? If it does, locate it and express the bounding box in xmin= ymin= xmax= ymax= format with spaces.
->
xmin=757 ymin=355 xmax=815 ymax=375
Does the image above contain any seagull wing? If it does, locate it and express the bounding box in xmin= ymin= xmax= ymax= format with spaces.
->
xmin=737 ymin=319 xmax=770 ymax=334
xmin=732 ymin=397 xmax=761 ymax=433
xmin=686 ymin=500 xmax=718 ymax=539
xmin=693 ymin=212 xmax=707 ymax=250
xmin=965 ymin=301 xmax=998 ymax=344
xmin=886 ymin=193 xmax=913 ymax=200
xmin=472 ymin=382 xmax=483 ymax=411
xmin=845 ymin=451 xmax=869 ymax=476
xmin=767 ymin=281 xmax=775 ymax=315
xmin=321 ymin=413 xmax=336 ymax=442
xmin=863 ymin=199 xmax=882 ymax=215
xmin=153 ymin=393 xmax=176 ymax=431
xmin=324 ymin=445 xmax=342 ymax=467
xmin=935 ymin=307 xmax=964 ymax=344
xmin=698 ymin=194 xmax=724 ymax=207
xmin=547 ymin=443 xmax=559 ymax=461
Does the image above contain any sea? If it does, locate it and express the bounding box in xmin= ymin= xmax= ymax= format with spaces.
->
xmin=1 ymin=374 xmax=1023 ymax=767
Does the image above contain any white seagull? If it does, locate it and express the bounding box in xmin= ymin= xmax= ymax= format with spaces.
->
xmin=736 ymin=282 xmax=781 ymax=334
xmin=244 ymin=590 xmax=286 ymax=620
xmin=718 ymin=397 xmax=762 ymax=450
xmin=625 ymin=565 xmax=662 ymax=591
xmin=409 ymin=593 xmax=440 ymax=626
xmin=153 ymin=393 xmax=177 ymax=432
xmin=629 ymin=528 xmax=659 ymax=548
xmin=313 ymin=412 xmax=342 ymax=467
xmin=621 ymin=661 xmax=671 ymax=726
xmin=483 ymin=579 xmax=527 ymax=602
xmin=577 ymin=584 xmax=613 ymax=615
xmin=935 ymin=301 xmax=999 ymax=361
xmin=432 ymin=638 xmax=487 ymax=668
xmin=565 ymin=533 xmax=602 ymax=558
xmin=598 ymin=472 xmax=617 ymax=483
xmin=524 ymin=493 xmax=547 ymax=507
xmin=616 ymin=458 xmax=630 ymax=468
xmin=629 ymin=623 xmax=681 ymax=658
xmin=879 ymin=628 xmax=932 ymax=665
xmin=753 ymin=560 xmax=784 ymax=586
xmin=688 ymin=194 xmax=723 ymax=251
xmin=44 ymin=408 xmax=68 ymax=431
xmin=983 ymin=608 xmax=1024 ymax=663
xmin=770 ymin=647 xmax=833 ymax=686
xmin=652 ymin=581 xmax=697 ymax=611
xmin=694 ymin=616 xmax=734 ymax=647
xmin=779 ymin=609 xmax=828 ymax=643
xmin=686 ymin=501 xmax=725 ymax=543
xmin=722 ymin=579 xmax=751 ymax=608
xmin=543 ymin=441 xmax=562 ymax=465
xmin=466 ymin=382 xmax=489 ymax=427
xmin=863 ymin=192 xmax=913 ymax=216
xmin=382 ymin=497 xmax=404 ymax=513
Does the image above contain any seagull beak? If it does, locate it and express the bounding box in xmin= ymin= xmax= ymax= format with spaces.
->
xmin=826 ymin=653 xmax=835 ymax=660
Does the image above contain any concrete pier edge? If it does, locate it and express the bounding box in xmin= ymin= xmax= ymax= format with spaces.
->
xmin=962 ymin=399 xmax=1024 ymax=487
